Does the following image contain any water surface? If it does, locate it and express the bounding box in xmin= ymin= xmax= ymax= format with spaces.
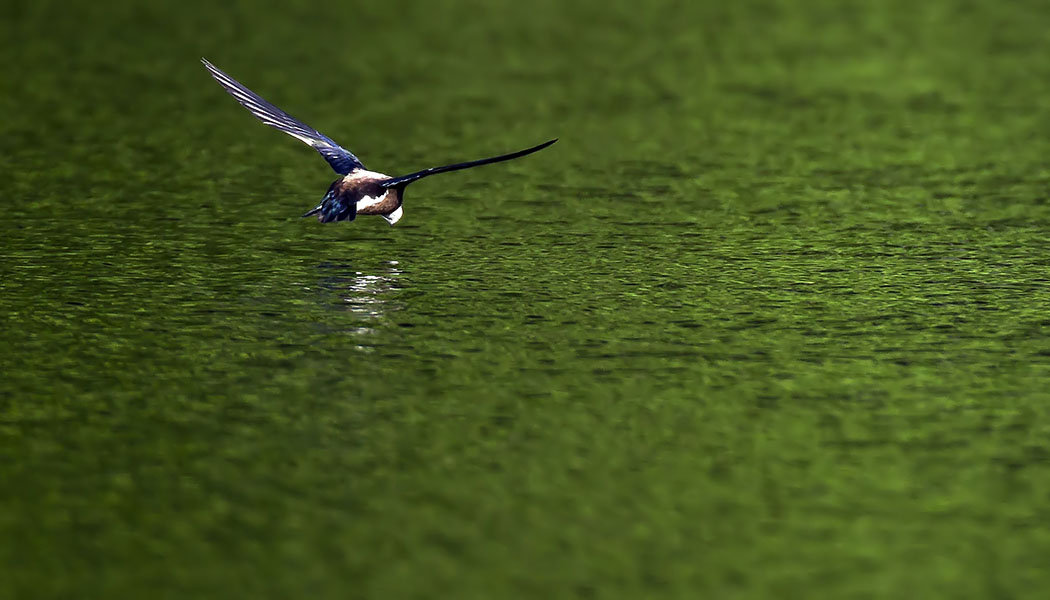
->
xmin=4 ymin=0 xmax=1050 ymax=598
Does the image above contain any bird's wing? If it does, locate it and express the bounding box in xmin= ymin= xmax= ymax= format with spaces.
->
xmin=379 ymin=139 xmax=557 ymax=189
xmin=202 ymin=58 xmax=365 ymax=175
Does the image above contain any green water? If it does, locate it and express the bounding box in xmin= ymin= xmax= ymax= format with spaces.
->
xmin=5 ymin=0 xmax=1050 ymax=597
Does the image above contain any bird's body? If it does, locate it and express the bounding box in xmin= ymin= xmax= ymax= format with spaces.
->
xmin=317 ymin=170 xmax=404 ymax=224
xmin=201 ymin=58 xmax=555 ymax=225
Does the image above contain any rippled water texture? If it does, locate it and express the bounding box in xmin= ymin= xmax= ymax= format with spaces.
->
xmin=5 ymin=0 xmax=1050 ymax=598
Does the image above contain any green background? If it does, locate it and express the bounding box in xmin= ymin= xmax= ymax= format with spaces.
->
xmin=4 ymin=0 xmax=1050 ymax=597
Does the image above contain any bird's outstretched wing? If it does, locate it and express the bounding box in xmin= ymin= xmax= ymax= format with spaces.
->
xmin=379 ymin=139 xmax=557 ymax=189
xmin=201 ymin=58 xmax=365 ymax=175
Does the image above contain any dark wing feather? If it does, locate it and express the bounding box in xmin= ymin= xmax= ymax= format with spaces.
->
xmin=379 ymin=139 xmax=557 ymax=189
xmin=201 ymin=58 xmax=364 ymax=174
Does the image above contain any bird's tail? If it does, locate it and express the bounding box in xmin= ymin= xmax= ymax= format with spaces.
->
xmin=302 ymin=182 xmax=356 ymax=223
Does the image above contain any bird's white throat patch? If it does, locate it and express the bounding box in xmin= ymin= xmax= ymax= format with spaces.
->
xmin=382 ymin=206 xmax=404 ymax=225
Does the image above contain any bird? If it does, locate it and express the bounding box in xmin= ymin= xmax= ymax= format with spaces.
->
xmin=201 ymin=58 xmax=556 ymax=225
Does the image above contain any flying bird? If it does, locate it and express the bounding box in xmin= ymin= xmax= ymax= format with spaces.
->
xmin=201 ymin=58 xmax=556 ymax=225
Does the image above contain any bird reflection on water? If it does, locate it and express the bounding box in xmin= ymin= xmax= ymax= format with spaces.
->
xmin=308 ymin=260 xmax=402 ymax=347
